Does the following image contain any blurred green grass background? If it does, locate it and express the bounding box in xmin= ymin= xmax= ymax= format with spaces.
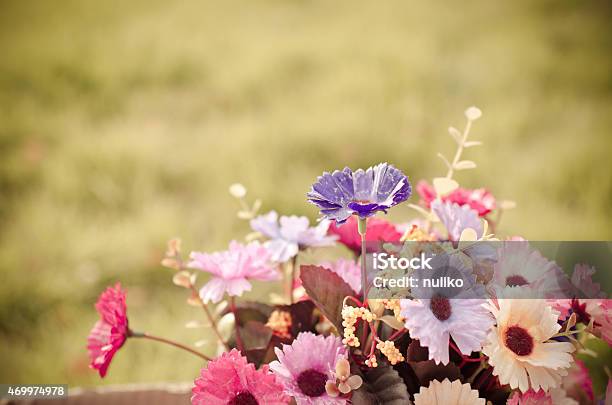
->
xmin=0 ymin=0 xmax=611 ymax=386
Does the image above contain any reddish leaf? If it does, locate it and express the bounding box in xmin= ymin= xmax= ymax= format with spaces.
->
xmin=299 ymin=265 xmax=358 ymax=331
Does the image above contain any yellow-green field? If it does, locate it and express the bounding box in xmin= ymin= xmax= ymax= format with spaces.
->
xmin=0 ymin=0 xmax=610 ymax=386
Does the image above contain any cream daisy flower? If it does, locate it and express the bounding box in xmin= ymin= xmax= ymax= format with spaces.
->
xmin=413 ymin=379 xmax=485 ymax=405
xmin=483 ymin=298 xmax=574 ymax=393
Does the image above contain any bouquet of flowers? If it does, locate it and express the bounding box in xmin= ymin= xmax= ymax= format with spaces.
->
xmin=87 ymin=107 xmax=611 ymax=404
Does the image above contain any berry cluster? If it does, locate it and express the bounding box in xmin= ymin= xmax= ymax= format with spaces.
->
xmin=364 ymin=355 xmax=378 ymax=368
xmin=376 ymin=340 xmax=405 ymax=365
xmin=382 ymin=299 xmax=403 ymax=321
xmin=341 ymin=306 xmax=376 ymax=347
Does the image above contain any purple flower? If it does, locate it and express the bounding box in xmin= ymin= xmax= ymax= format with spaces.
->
xmin=431 ymin=200 xmax=482 ymax=241
xmin=307 ymin=163 xmax=411 ymax=224
xmin=250 ymin=211 xmax=337 ymax=263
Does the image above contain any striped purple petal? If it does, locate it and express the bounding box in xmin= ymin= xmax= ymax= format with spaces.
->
xmin=307 ymin=163 xmax=411 ymax=224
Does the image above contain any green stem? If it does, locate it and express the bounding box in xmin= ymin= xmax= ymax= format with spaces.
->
xmin=130 ymin=331 xmax=211 ymax=361
xmin=289 ymin=255 xmax=298 ymax=304
xmin=446 ymin=119 xmax=472 ymax=179
xmin=357 ymin=217 xmax=368 ymax=300
xmin=190 ymin=286 xmax=230 ymax=350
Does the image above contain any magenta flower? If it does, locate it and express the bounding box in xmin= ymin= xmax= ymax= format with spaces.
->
xmin=192 ymin=349 xmax=289 ymax=405
xmin=87 ymin=283 xmax=129 ymax=378
xmin=417 ymin=180 xmax=496 ymax=217
xmin=506 ymin=388 xmax=577 ymax=405
xmin=307 ymin=163 xmax=411 ymax=224
xmin=270 ymin=332 xmax=348 ymax=404
xmin=570 ymin=263 xmax=605 ymax=298
xmin=189 ymin=241 xmax=280 ymax=303
xmin=328 ymin=215 xmax=401 ymax=254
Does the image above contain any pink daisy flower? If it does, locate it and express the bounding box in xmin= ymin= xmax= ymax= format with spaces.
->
xmin=270 ymin=332 xmax=348 ymax=404
xmin=416 ymin=180 xmax=496 ymax=217
xmin=87 ymin=283 xmax=129 ymax=378
xmin=506 ymin=388 xmax=577 ymax=405
xmin=562 ymin=359 xmax=594 ymax=403
xmin=192 ymin=349 xmax=289 ymax=405
xmin=188 ymin=241 xmax=281 ymax=303
xmin=250 ymin=211 xmax=337 ymax=263
xmin=569 ymin=263 xmax=605 ymax=298
xmin=328 ymin=216 xmax=401 ymax=255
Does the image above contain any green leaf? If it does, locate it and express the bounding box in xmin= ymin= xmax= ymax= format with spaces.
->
xmin=453 ymin=160 xmax=477 ymax=170
xmin=352 ymin=363 xmax=412 ymax=405
xmin=299 ymin=265 xmax=357 ymax=331
xmin=448 ymin=126 xmax=462 ymax=144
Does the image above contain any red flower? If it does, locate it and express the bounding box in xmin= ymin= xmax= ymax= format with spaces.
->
xmin=416 ymin=180 xmax=496 ymax=217
xmin=328 ymin=216 xmax=401 ymax=254
xmin=87 ymin=283 xmax=129 ymax=378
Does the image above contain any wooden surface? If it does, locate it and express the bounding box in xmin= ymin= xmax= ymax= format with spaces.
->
xmin=2 ymin=383 xmax=191 ymax=405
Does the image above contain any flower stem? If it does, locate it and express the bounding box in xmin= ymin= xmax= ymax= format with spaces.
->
xmin=357 ymin=217 xmax=368 ymax=301
xmin=446 ymin=118 xmax=472 ymax=179
xmin=388 ymin=328 xmax=407 ymax=341
xmin=230 ymin=296 xmax=246 ymax=354
xmin=289 ymin=255 xmax=298 ymax=304
xmin=130 ymin=331 xmax=211 ymax=361
xmin=190 ymin=285 xmax=230 ymax=351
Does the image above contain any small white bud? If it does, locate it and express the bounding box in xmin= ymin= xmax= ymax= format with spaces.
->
xmin=464 ymin=106 xmax=482 ymax=121
xmin=229 ymin=183 xmax=247 ymax=198
xmin=172 ymin=271 xmax=193 ymax=288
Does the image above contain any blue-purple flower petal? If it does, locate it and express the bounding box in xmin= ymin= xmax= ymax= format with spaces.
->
xmin=307 ymin=163 xmax=411 ymax=223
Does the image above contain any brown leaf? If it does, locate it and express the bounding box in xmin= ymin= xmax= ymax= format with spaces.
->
xmin=299 ymin=265 xmax=358 ymax=331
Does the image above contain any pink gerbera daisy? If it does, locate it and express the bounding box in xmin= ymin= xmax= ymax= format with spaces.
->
xmin=188 ymin=240 xmax=281 ymax=303
xmin=506 ymin=388 xmax=577 ymax=405
xmin=192 ymin=349 xmax=289 ymax=405
xmin=328 ymin=215 xmax=401 ymax=255
xmin=87 ymin=283 xmax=129 ymax=378
xmin=270 ymin=332 xmax=348 ymax=404
xmin=416 ymin=180 xmax=496 ymax=217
